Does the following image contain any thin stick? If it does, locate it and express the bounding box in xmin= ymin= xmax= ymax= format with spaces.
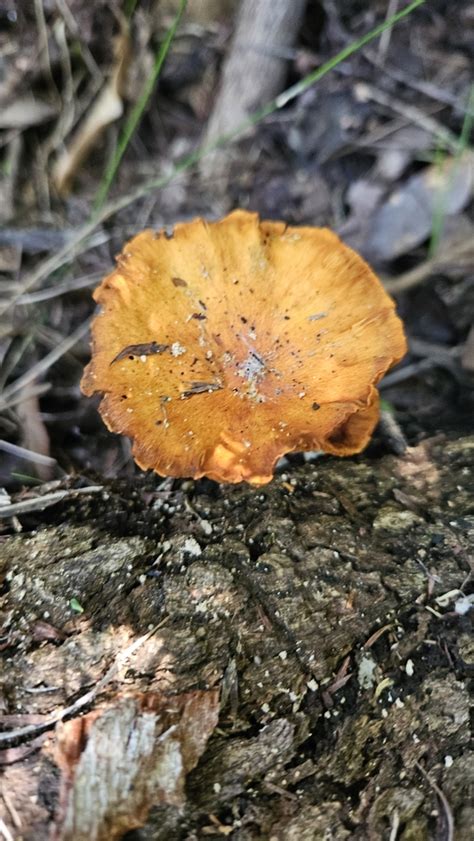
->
xmin=0 ymin=317 xmax=92 ymax=410
xmin=377 ymin=0 xmax=399 ymax=61
xmin=0 ymin=440 xmax=57 ymax=468
xmin=18 ymin=272 xmax=103 ymax=304
xmin=0 ymin=485 xmax=103 ymax=519
xmin=354 ymin=81 xmax=460 ymax=153
xmin=385 ymin=231 xmax=474 ymax=295
xmin=0 ymin=818 xmax=14 ymax=841
xmin=414 ymin=761 xmax=454 ymax=841
xmin=0 ymin=786 xmax=21 ymax=830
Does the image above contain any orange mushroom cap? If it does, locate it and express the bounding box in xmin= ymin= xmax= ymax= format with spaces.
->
xmin=81 ymin=210 xmax=406 ymax=485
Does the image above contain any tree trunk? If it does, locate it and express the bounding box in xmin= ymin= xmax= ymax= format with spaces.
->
xmin=0 ymin=434 xmax=472 ymax=839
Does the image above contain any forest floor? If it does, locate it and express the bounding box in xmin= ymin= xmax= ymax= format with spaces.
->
xmin=0 ymin=1 xmax=473 ymax=839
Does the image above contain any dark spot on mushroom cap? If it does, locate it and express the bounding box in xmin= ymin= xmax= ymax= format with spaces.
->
xmin=111 ymin=342 xmax=169 ymax=365
xmin=172 ymin=277 xmax=187 ymax=287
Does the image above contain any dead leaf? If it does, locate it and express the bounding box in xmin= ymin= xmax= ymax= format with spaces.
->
xmin=51 ymin=690 xmax=219 ymax=841
xmin=375 ymin=126 xmax=432 ymax=182
xmin=366 ymin=150 xmax=474 ymax=262
xmin=53 ymin=25 xmax=131 ymax=196
xmin=16 ymin=392 xmax=53 ymax=482
xmin=31 ymin=620 xmax=67 ymax=643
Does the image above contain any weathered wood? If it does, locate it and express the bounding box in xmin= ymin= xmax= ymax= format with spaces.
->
xmin=200 ymin=0 xmax=307 ymax=183
xmin=0 ymin=435 xmax=472 ymax=839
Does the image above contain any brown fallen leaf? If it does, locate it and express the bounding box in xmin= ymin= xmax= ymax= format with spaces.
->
xmin=51 ymin=689 xmax=219 ymax=841
xmin=53 ymin=24 xmax=131 ymax=196
xmin=16 ymin=391 xmax=53 ymax=482
xmin=31 ymin=620 xmax=67 ymax=643
xmin=366 ymin=150 xmax=474 ymax=262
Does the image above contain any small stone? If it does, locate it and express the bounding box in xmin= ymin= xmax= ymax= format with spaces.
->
xmin=373 ymin=506 xmax=424 ymax=532
xmin=183 ymin=537 xmax=201 ymax=557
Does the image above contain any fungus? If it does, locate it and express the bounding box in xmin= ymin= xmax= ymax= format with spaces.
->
xmin=81 ymin=210 xmax=406 ymax=485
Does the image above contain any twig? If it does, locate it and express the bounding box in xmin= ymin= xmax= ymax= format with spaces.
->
xmin=354 ymin=81 xmax=460 ymax=153
xmin=34 ymin=0 xmax=55 ymax=88
xmin=39 ymin=16 xmax=76 ymax=165
xmin=363 ymin=50 xmax=472 ymax=113
xmin=378 ymin=410 xmax=408 ymax=454
xmin=409 ymin=338 xmax=462 ymax=362
xmin=0 ymin=485 xmax=103 ymax=519
xmin=380 ymin=359 xmax=435 ymax=388
xmin=55 ymin=0 xmax=102 ymax=79
xmin=414 ymin=761 xmax=454 ymax=841
xmin=0 ymin=384 xmax=51 ymax=413
xmin=377 ymin=0 xmax=399 ymax=61
xmin=364 ymin=624 xmax=393 ymax=649
xmin=0 ymin=818 xmax=14 ymax=841
xmin=18 ymin=272 xmax=103 ymax=304
xmin=0 ymin=440 xmax=58 ymax=468
xmin=384 ymin=231 xmax=474 ymax=294
xmin=0 ymin=785 xmax=21 ymax=829
xmin=351 ymin=103 xmax=445 ymax=152
xmin=389 ymin=808 xmax=400 ymax=841
xmin=380 ymin=359 xmax=434 ymax=388
xmin=0 ymin=317 xmax=92 ymax=411
xmin=0 ymin=733 xmax=49 ymax=766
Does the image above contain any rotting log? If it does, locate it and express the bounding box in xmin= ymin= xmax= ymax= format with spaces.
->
xmin=0 ymin=434 xmax=472 ymax=839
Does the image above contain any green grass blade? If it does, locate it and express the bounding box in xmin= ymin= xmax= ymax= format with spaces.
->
xmin=93 ymin=0 xmax=188 ymax=212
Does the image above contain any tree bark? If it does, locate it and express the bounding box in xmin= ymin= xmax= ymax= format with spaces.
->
xmin=0 ymin=434 xmax=472 ymax=839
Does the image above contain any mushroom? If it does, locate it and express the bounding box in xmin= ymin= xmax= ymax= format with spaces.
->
xmin=81 ymin=210 xmax=406 ymax=485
